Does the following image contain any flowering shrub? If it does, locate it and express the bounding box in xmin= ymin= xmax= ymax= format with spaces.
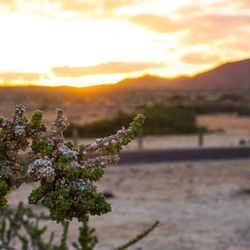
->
xmin=0 ymin=104 xmax=145 ymax=222
xmin=0 ymin=105 xmax=159 ymax=249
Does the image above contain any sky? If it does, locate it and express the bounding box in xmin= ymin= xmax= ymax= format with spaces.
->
xmin=0 ymin=0 xmax=249 ymax=87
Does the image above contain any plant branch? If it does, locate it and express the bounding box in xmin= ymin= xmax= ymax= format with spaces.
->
xmin=113 ymin=221 xmax=159 ymax=250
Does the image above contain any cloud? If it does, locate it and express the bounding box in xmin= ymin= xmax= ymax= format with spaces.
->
xmin=58 ymin=0 xmax=140 ymax=14
xmin=130 ymin=14 xmax=183 ymax=34
xmin=175 ymin=1 xmax=246 ymax=16
xmin=212 ymin=30 xmax=250 ymax=55
xmin=0 ymin=72 xmax=41 ymax=82
xmin=1 ymin=0 xmax=15 ymax=5
xmin=1 ymin=0 xmax=14 ymax=4
xmin=181 ymin=52 xmax=221 ymax=65
xmin=57 ymin=1 xmax=94 ymax=13
xmin=193 ymin=14 xmax=250 ymax=30
xmin=130 ymin=12 xmax=250 ymax=39
xmin=97 ymin=0 xmax=139 ymax=11
xmin=52 ymin=61 xmax=164 ymax=77
xmin=0 ymin=0 xmax=142 ymax=17
xmin=181 ymin=14 xmax=250 ymax=45
xmin=175 ymin=5 xmax=202 ymax=16
xmin=0 ymin=0 xmax=16 ymax=11
xmin=236 ymin=0 xmax=250 ymax=9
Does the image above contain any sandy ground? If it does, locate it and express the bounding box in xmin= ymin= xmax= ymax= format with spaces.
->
xmin=7 ymin=159 xmax=250 ymax=250
xmin=197 ymin=114 xmax=250 ymax=134
xmin=76 ymin=133 xmax=250 ymax=151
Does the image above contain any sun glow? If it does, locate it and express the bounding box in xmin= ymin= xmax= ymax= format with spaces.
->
xmin=0 ymin=0 xmax=249 ymax=87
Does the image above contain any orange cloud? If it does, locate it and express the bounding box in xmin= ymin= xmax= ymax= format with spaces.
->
xmin=0 ymin=0 xmax=142 ymax=17
xmin=130 ymin=14 xmax=183 ymax=34
xmin=98 ymin=0 xmax=139 ymax=11
xmin=181 ymin=14 xmax=250 ymax=45
xmin=1 ymin=0 xmax=14 ymax=4
xmin=181 ymin=52 xmax=221 ymax=65
xmin=175 ymin=5 xmax=202 ymax=16
xmin=52 ymin=61 xmax=165 ymax=77
xmin=0 ymin=0 xmax=16 ymax=11
xmin=57 ymin=1 xmax=92 ymax=13
xmin=212 ymin=30 xmax=250 ymax=55
xmin=58 ymin=0 xmax=140 ymax=13
xmin=236 ymin=0 xmax=250 ymax=9
xmin=130 ymin=12 xmax=250 ymax=42
xmin=0 ymin=72 xmax=41 ymax=82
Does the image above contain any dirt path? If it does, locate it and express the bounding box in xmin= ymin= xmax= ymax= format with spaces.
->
xmin=7 ymin=159 xmax=250 ymax=250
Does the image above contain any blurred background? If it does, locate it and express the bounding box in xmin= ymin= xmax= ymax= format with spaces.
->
xmin=1 ymin=0 xmax=250 ymax=249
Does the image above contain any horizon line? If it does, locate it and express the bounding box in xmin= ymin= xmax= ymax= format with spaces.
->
xmin=0 ymin=57 xmax=249 ymax=89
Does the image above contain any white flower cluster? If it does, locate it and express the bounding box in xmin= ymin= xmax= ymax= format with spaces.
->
xmin=51 ymin=109 xmax=69 ymax=134
xmin=68 ymin=160 xmax=81 ymax=167
xmin=41 ymin=109 xmax=69 ymax=149
xmin=14 ymin=125 xmax=26 ymax=136
xmin=0 ymin=118 xmax=9 ymax=127
xmin=0 ymin=104 xmax=37 ymax=187
xmin=83 ymin=155 xmax=120 ymax=169
xmin=28 ymin=157 xmax=55 ymax=183
xmin=55 ymin=177 xmax=86 ymax=192
xmin=70 ymin=180 xmax=86 ymax=192
xmin=59 ymin=145 xmax=78 ymax=158
xmin=78 ymin=127 xmax=131 ymax=158
xmin=59 ymin=145 xmax=81 ymax=167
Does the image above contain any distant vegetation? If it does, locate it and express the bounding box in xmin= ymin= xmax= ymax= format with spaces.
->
xmin=174 ymin=101 xmax=250 ymax=117
xmin=167 ymin=93 xmax=250 ymax=116
xmin=190 ymin=104 xmax=250 ymax=116
xmin=65 ymin=105 xmax=204 ymax=138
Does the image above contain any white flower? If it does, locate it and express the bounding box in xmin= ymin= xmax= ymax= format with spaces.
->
xmin=59 ymin=145 xmax=78 ymax=158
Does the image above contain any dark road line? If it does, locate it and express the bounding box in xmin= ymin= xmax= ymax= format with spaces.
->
xmin=119 ymin=147 xmax=250 ymax=164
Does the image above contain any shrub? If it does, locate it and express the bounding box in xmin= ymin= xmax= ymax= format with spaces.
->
xmin=65 ymin=105 xmax=201 ymax=138
xmin=0 ymin=105 xmax=158 ymax=249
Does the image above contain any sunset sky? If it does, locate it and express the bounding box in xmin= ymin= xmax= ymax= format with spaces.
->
xmin=0 ymin=0 xmax=249 ymax=87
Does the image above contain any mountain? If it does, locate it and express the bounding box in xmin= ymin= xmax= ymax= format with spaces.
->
xmin=185 ymin=58 xmax=250 ymax=89
xmin=116 ymin=74 xmax=185 ymax=89
xmin=115 ymin=58 xmax=250 ymax=90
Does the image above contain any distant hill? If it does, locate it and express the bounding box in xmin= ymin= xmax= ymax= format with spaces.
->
xmin=115 ymin=58 xmax=250 ymax=90
xmin=116 ymin=74 xmax=187 ymax=89
xmin=185 ymin=58 xmax=250 ymax=89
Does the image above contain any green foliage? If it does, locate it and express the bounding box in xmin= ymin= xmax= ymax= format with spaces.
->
xmin=0 ymin=202 xmax=70 ymax=250
xmin=65 ymin=110 xmax=133 ymax=138
xmin=114 ymin=221 xmax=159 ymax=250
xmin=0 ymin=181 xmax=8 ymax=196
xmin=65 ymin=105 xmax=200 ymax=138
xmin=0 ymin=106 xmax=157 ymax=249
xmin=90 ymin=167 xmax=105 ymax=181
xmin=186 ymin=102 xmax=250 ymax=116
xmin=0 ymin=203 xmax=158 ymax=250
xmin=0 ymin=105 xmax=145 ymax=222
xmin=0 ymin=148 xmax=6 ymax=161
xmin=31 ymin=139 xmax=53 ymax=156
xmin=142 ymin=105 xmax=198 ymax=135
xmin=28 ymin=113 xmax=144 ymax=222
xmin=30 ymin=110 xmax=43 ymax=127
xmin=0 ymin=181 xmax=8 ymax=207
xmin=72 ymin=219 xmax=98 ymax=250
